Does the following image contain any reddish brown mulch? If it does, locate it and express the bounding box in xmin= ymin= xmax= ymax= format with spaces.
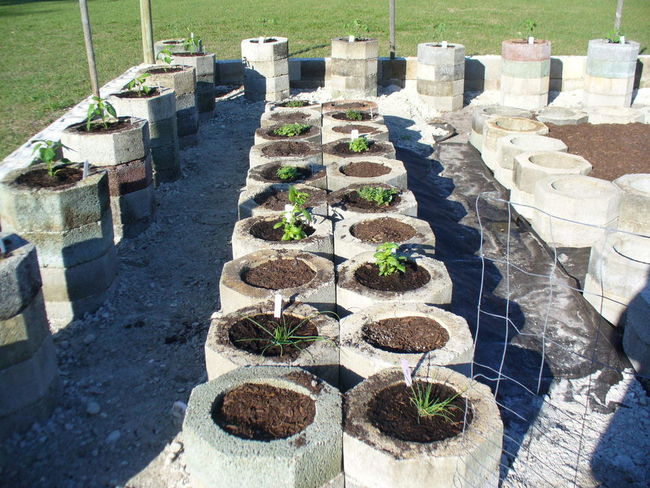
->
xmin=368 ymin=382 xmax=472 ymax=443
xmin=227 ymin=313 xmax=318 ymax=358
xmin=354 ymin=261 xmax=430 ymax=292
xmin=250 ymin=218 xmax=315 ymax=241
xmin=350 ymin=217 xmax=417 ymax=243
xmin=330 ymin=141 xmax=388 ymax=157
xmin=213 ymin=383 xmax=315 ymax=440
xmin=270 ymin=112 xmax=311 ymax=123
xmin=243 ymin=258 xmax=315 ymax=289
xmin=261 ymin=141 xmax=313 ymax=157
xmin=341 ymin=161 xmax=391 ymax=177
xmin=363 ymin=316 xmax=450 ymax=353
xmin=259 ymin=164 xmax=312 ymax=183
xmin=14 ymin=167 xmax=83 ymax=189
xmin=547 ymin=123 xmax=650 ymax=181
xmin=255 ymin=188 xmax=321 ymax=211
xmin=284 ymin=371 xmax=324 ymax=394
xmin=331 ymin=189 xmax=401 ymax=213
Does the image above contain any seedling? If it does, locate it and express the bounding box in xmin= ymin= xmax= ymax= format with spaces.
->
xmin=605 ymin=30 xmax=623 ymax=43
xmin=85 ymin=96 xmax=117 ymax=131
xmin=157 ymin=48 xmax=173 ymax=65
xmin=125 ymin=73 xmax=153 ymax=96
xmin=431 ymin=22 xmax=448 ymax=42
xmin=357 ymin=186 xmax=398 ymax=206
xmin=345 ymin=18 xmax=370 ymax=41
xmin=273 ymin=123 xmax=311 ymax=137
xmin=346 ymin=109 xmax=363 ymax=121
xmin=373 ymin=242 xmax=407 ymax=276
xmin=409 ymin=381 xmax=462 ymax=421
xmin=523 ymin=19 xmax=537 ymax=36
xmin=273 ymin=186 xmax=313 ymax=241
xmin=285 ymin=100 xmax=308 ymax=108
xmin=183 ymin=32 xmax=203 ymax=53
xmin=32 ymin=139 xmax=71 ymax=178
xmin=349 ymin=136 xmax=370 ymax=153
xmin=276 ymin=165 xmax=299 ymax=181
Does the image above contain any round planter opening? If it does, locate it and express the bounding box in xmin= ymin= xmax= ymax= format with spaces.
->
xmin=350 ymin=217 xmax=417 ymax=243
xmin=331 ymin=111 xmax=376 ymax=123
xmin=331 ymin=140 xmax=389 ymax=157
xmin=495 ymin=118 xmax=539 ymax=131
xmin=322 ymin=100 xmax=378 ymax=113
xmin=250 ymin=217 xmax=316 ymax=242
xmin=242 ymin=258 xmax=316 ymax=289
xmin=259 ymin=163 xmax=313 ymax=184
xmin=268 ymin=111 xmax=316 ymax=125
xmin=354 ymin=261 xmax=431 ymax=292
xmin=114 ymin=87 xmax=162 ymax=99
xmin=363 ymin=316 xmax=450 ymax=353
xmin=261 ymin=141 xmax=313 ymax=158
xmin=146 ymin=66 xmax=184 ymax=75
xmin=551 ymin=177 xmax=608 ymax=196
xmin=333 ymin=124 xmax=380 ymax=135
xmin=330 ymin=185 xmax=403 ymax=213
xmin=13 ymin=166 xmax=83 ymax=190
xmin=263 ymin=125 xmax=317 ymax=140
xmin=212 ymin=382 xmax=315 ymax=440
xmin=251 ymin=37 xmax=278 ymax=44
xmin=368 ymin=381 xmax=472 ymax=443
xmin=626 ymin=177 xmax=650 ymax=193
xmin=340 ymin=161 xmax=390 ymax=177
xmin=529 ymin=153 xmax=584 ymax=171
xmin=253 ymin=186 xmax=325 ymax=212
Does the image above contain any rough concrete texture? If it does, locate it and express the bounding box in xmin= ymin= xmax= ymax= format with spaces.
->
xmin=481 ymin=117 xmax=548 ymax=169
xmin=153 ymin=38 xmax=186 ymax=56
xmin=584 ymin=39 xmax=639 ymax=108
xmin=205 ymin=301 xmax=339 ymax=385
xmin=500 ymin=42 xmax=551 ymax=110
xmin=328 ymin=184 xmax=417 ymax=221
xmin=249 ymin=141 xmax=323 ymax=169
xmin=261 ymin=109 xmax=322 ymax=129
xmin=0 ymin=233 xmax=42 ymax=319
xmin=535 ymin=106 xmax=588 ymax=125
xmin=587 ymin=106 xmax=644 ymax=124
xmin=344 ymin=368 xmax=503 ymax=488
xmin=326 ymin=156 xmax=407 ymax=191
xmin=613 ymin=174 xmax=650 ymax=235
xmin=336 ymin=251 xmax=452 ymax=316
xmin=170 ymin=52 xmax=215 ymax=82
xmin=502 ymin=39 xmax=551 ymax=62
xmin=583 ymin=233 xmax=650 ymax=325
xmin=254 ymin=125 xmax=321 ymax=145
xmin=322 ymin=139 xmax=395 ymax=166
xmin=494 ymin=135 xmax=567 ymax=189
xmin=183 ymin=365 xmax=342 ymax=488
xmin=238 ymin=184 xmax=328 ymax=220
xmin=110 ymin=183 xmax=156 ymax=240
xmin=333 ymin=213 xmax=435 ymax=263
xmin=219 ymin=249 xmax=335 ymax=314
xmin=331 ymin=37 xmax=379 ymax=60
xmin=265 ymin=101 xmax=322 ymax=114
xmin=339 ymin=302 xmax=473 ymax=388
xmin=245 ymin=161 xmax=327 ymax=190
xmin=145 ymin=66 xmax=196 ymax=98
xmin=322 ymin=122 xmax=388 ymax=144
xmin=322 ymin=112 xmax=384 ymax=129
xmin=230 ymin=213 xmax=334 ymax=260
xmin=470 ymin=105 xmax=533 ymax=151
xmin=532 ymin=174 xmax=621 ymax=248
xmin=321 ymin=100 xmax=378 ymax=114
xmin=61 ymin=117 xmax=150 ymax=167
xmin=624 ymin=285 xmax=650 ymax=375
xmin=417 ymin=43 xmax=466 ymax=66
xmin=109 ymin=87 xmax=177 ymax=122
xmin=241 ymin=37 xmax=289 ymax=62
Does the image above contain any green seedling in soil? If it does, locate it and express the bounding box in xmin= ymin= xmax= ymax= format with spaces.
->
xmin=86 ymin=96 xmax=117 ymax=131
xmin=276 ymin=165 xmax=299 ymax=180
xmin=357 ymin=186 xmax=398 ymax=206
xmin=523 ymin=19 xmax=537 ymax=36
xmin=431 ymin=22 xmax=448 ymax=41
xmin=349 ymin=137 xmax=370 ymax=153
xmin=345 ymin=18 xmax=370 ymax=40
xmin=125 ymin=73 xmax=153 ymax=96
xmin=183 ymin=32 xmax=203 ymax=53
xmin=605 ymin=30 xmax=623 ymax=43
xmin=32 ymin=139 xmax=71 ymax=177
xmin=346 ymin=109 xmax=363 ymax=121
xmin=285 ymin=100 xmax=308 ymax=107
xmin=409 ymin=381 xmax=463 ymax=421
xmin=273 ymin=123 xmax=311 ymax=137
xmin=273 ymin=186 xmax=313 ymax=241
xmin=373 ymin=242 xmax=407 ymax=276
xmin=157 ymin=48 xmax=173 ymax=65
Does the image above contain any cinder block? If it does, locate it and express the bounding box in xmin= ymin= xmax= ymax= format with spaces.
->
xmin=328 ymin=183 xmax=417 ymax=221
xmin=500 ymin=74 xmax=550 ymax=95
xmin=613 ymin=173 xmax=650 ymax=235
xmin=417 ymin=43 xmax=466 ymax=66
xmin=244 ymin=58 xmax=290 ymax=78
xmin=109 ymin=87 xmax=176 ymax=122
xmin=331 ymin=37 xmax=379 ymax=59
xmin=330 ymin=59 xmax=378 ymax=78
xmin=145 ymin=65 xmax=196 ymax=97
xmin=241 ymin=37 xmax=289 ymax=62
xmin=584 ymin=74 xmax=635 ymax=95
xmin=0 ymin=234 xmax=41 ymax=322
xmin=416 ymin=79 xmax=464 ymax=97
xmin=536 ymin=107 xmax=587 ymax=125
xmin=238 ymin=184 xmax=328 ymax=220
xmin=0 ymin=290 xmax=49 ymax=369
xmin=170 ymin=52 xmax=216 ymax=81
xmin=417 ymin=62 xmax=464 ymax=82
xmin=326 ymin=156 xmax=407 ymax=192
xmin=249 ymin=141 xmax=322 ymax=169
xmin=587 ymin=106 xmax=643 ymax=123
xmin=216 ymin=60 xmax=244 ymax=85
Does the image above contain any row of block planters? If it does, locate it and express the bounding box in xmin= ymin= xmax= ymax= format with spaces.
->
xmin=182 ymin=100 xmax=503 ymax=487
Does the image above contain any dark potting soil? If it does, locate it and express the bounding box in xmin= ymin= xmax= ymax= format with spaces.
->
xmin=355 ymin=261 xmax=430 ymax=292
xmin=243 ymin=258 xmax=315 ymax=289
xmin=341 ymin=161 xmax=391 ymax=177
xmin=363 ymin=316 xmax=449 ymax=353
xmin=350 ymin=217 xmax=417 ymax=243
xmin=171 ymin=52 xmax=205 ymax=57
xmin=76 ymin=119 xmax=133 ymax=134
xmin=270 ymin=112 xmax=311 ymax=124
xmin=146 ymin=66 xmax=184 ymax=74
xmin=227 ymin=313 xmax=318 ymax=358
xmin=332 ymin=112 xmax=375 ymax=122
xmin=326 ymin=101 xmax=374 ymax=111
xmin=284 ymin=370 xmax=324 ymax=394
xmin=333 ymin=124 xmax=379 ymax=134
xmin=255 ymin=188 xmax=321 ymax=211
xmin=259 ymin=164 xmax=313 ymax=183
xmin=261 ymin=141 xmax=313 ymax=158
xmin=330 ymin=141 xmax=387 ymax=157
xmin=115 ymin=88 xmax=161 ymax=99
xmin=547 ymin=123 xmax=650 ymax=181
xmin=14 ymin=167 xmax=83 ymax=190
xmin=251 ymin=38 xmax=278 ymax=43
xmin=368 ymin=382 xmax=472 ymax=443
xmin=278 ymin=100 xmax=310 ymax=108
xmin=263 ymin=126 xmax=317 ymax=140
xmin=213 ymin=383 xmax=315 ymax=440
xmin=332 ymin=189 xmax=401 ymax=212
xmin=250 ymin=218 xmax=315 ymax=241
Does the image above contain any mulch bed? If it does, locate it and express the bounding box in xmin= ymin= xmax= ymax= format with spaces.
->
xmin=363 ymin=316 xmax=449 ymax=353
xmin=227 ymin=313 xmax=318 ymax=358
xmin=14 ymin=167 xmax=83 ymax=189
xmin=258 ymin=164 xmax=312 ymax=184
xmin=547 ymin=123 xmax=650 ymax=181
xmin=243 ymin=258 xmax=315 ymax=289
xmin=250 ymin=218 xmax=315 ymax=241
xmin=354 ymin=261 xmax=430 ymax=292
xmin=329 ymin=141 xmax=388 ymax=157
xmin=213 ymin=383 xmax=315 ymax=440
xmin=350 ymin=217 xmax=417 ymax=243
xmin=341 ymin=161 xmax=391 ymax=177
xmin=368 ymin=382 xmax=472 ymax=443
xmin=261 ymin=141 xmax=314 ymax=157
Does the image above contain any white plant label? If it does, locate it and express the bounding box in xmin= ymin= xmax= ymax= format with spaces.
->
xmin=349 ymin=35 xmax=355 ymax=43
xmin=82 ymin=161 xmax=90 ymax=179
xmin=0 ymin=238 xmax=6 ymax=255
xmin=258 ymin=36 xmax=265 ymax=44
xmin=401 ymin=359 xmax=413 ymax=387
xmin=441 ymin=41 xmax=448 ymax=48
xmin=351 ymin=129 xmax=359 ymax=140
xmin=620 ymin=36 xmax=626 ymax=44
xmin=284 ymin=204 xmax=294 ymax=220
xmin=274 ymin=293 xmax=282 ymax=318
xmin=528 ymin=36 xmax=535 ymax=44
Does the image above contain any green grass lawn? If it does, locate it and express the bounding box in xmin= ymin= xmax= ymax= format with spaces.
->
xmin=1 ymin=0 xmax=649 ymax=159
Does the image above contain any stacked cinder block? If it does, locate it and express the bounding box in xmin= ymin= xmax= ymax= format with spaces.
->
xmin=500 ymin=39 xmax=551 ymax=110
xmin=241 ymin=37 xmax=290 ymax=102
xmin=584 ymin=39 xmax=640 ymax=107
xmin=171 ymin=51 xmax=216 ymax=114
xmin=416 ymin=42 xmax=465 ymax=112
xmin=329 ymin=37 xmax=378 ymax=98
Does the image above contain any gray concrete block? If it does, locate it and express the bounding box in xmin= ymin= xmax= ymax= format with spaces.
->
xmin=584 ymin=74 xmax=635 ymax=96
xmin=501 ymin=59 xmax=550 ymax=78
xmin=416 ymin=79 xmax=464 ymax=97
xmin=322 ymin=112 xmax=384 ymax=129
xmin=470 ymin=105 xmax=533 ymax=151
xmin=177 ymin=109 xmax=199 ymax=137
xmin=246 ymin=161 xmax=327 ymax=191
xmin=417 ymin=43 xmax=466 ymax=66
xmin=614 ymin=173 xmax=650 ymax=235
xmin=417 ymin=62 xmax=465 ymax=82
xmin=241 ymin=37 xmax=289 ymax=62
xmin=514 ymin=151 xmax=592 ymax=194
xmin=536 ymin=107 xmax=587 ymax=125
xmin=330 ymin=59 xmax=377 ymax=78
xmin=145 ymin=65 xmax=196 ymax=97
xmin=419 ymin=93 xmax=463 ymax=112
xmin=243 ymin=58 xmax=289 ymax=78
xmin=0 ymin=233 xmax=42 ymax=321
xmin=109 ymin=87 xmax=176 ymax=122
xmin=170 ymin=52 xmax=216 ymax=81
xmin=481 ymin=117 xmax=548 ymax=169
xmin=175 ymin=92 xmax=197 ymax=111
xmin=254 ymin=125 xmax=322 ymax=146
xmin=587 ymin=106 xmax=644 ymax=123
xmin=587 ymin=38 xmax=640 ymax=62
xmin=110 ymin=183 xmax=155 ymax=237
xmin=238 ymin=184 xmax=329 ymax=220
xmin=331 ymin=37 xmax=378 ymax=60
xmin=148 ymin=117 xmax=178 ymax=145
xmin=183 ymin=365 xmax=342 ymax=488
xmin=261 ymin=110 xmax=322 ymax=129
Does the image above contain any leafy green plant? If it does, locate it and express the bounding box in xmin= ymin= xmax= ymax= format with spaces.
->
xmin=409 ymin=381 xmax=463 ymax=420
xmin=373 ymin=242 xmax=407 ymax=276
xmin=605 ymin=30 xmax=623 ymax=43
xmin=345 ymin=18 xmax=369 ymax=40
xmin=349 ymin=137 xmax=370 ymax=153
xmin=157 ymin=48 xmax=173 ymax=65
xmin=276 ymin=165 xmax=299 ymax=180
xmin=273 ymin=186 xmax=313 ymax=241
xmin=357 ymin=186 xmax=398 ymax=206
xmin=31 ymin=139 xmax=71 ymax=177
xmin=346 ymin=109 xmax=363 ymax=121
xmin=183 ymin=32 xmax=203 ymax=53
xmin=273 ymin=123 xmax=311 ymax=137
xmin=125 ymin=73 xmax=153 ymax=96
xmin=285 ymin=100 xmax=308 ymax=108
xmin=431 ymin=22 xmax=448 ymax=41
xmin=523 ymin=19 xmax=537 ymax=36
xmin=86 ymin=96 xmax=117 ymax=131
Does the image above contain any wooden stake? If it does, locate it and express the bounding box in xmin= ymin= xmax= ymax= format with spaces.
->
xmin=78 ymin=0 xmax=100 ymax=97
xmin=389 ymin=0 xmax=396 ymax=59
xmin=140 ymin=0 xmax=155 ymax=64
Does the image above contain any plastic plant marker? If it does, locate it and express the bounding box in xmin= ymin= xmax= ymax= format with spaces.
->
xmin=274 ymin=293 xmax=282 ymax=318
xmin=351 ymin=129 xmax=359 ymax=140
xmin=401 ymin=359 xmax=413 ymax=387
xmin=349 ymin=35 xmax=355 ymax=43
xmin=82 ymin=161 xmax=90 ymax=179
xmin=441 ymin=41 xmax=448 ymax=48
xmin=528 ymin=36 xmax=535 ymax=44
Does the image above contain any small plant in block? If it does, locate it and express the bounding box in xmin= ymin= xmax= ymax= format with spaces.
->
xmin=273 ymin=123 xmax=311 ymax=137
xmin=357 ymin=186 xmax=398 ymax=206
xmin=373 ymin=242 xmax=407 ymax=276
xmin=273 ymin=186 xmax=313 ymax=241
xmin=31 ymin=140 xmax=71 ymax=178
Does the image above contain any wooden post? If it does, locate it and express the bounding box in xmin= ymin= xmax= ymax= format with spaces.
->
xmin=389 ymin=0 xmax=396 ymax=59
xmin=614 ymin=0 xmax=624 ymax=32
xmin=79 ymin=0 xmax=100 ymax=97
xmin=140 ymin=0 xmax=155 ymax=64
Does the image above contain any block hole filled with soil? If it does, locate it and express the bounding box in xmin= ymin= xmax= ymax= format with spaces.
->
xmin=340 ymin=161 xmax=391 ymax=177
xmin=354 ymin=261 xmax=430 ymax=292
xmin=242 ymin=258 xmax=316 ymax=289
xmin=362 ymin=316 xmax=449 ymax=353
xmin=350 ymin=217 xmax=417 ymax=243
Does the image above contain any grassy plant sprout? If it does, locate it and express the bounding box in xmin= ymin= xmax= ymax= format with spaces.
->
xmin=276 ymin=165 xmax=299 ymax=180
xmin=349 ymin=137 xmax=370 ymax=153
xmin=32 ymin=139 xmax=71 ymax=177
xmin=273 ymin=186 xmax=313 ymax=241
xmin=373 ymin=242 xmax=407 ymax=276
xmin=273 ymin=123 xmax=311 ymax=137
xmin=86 ymin=96 xmax=117 ymax=131
xmin=357 ymin=186 xmax=398 ymax=206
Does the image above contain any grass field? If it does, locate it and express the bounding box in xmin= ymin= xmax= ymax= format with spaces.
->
xmin=1 ymin=0 xmax=649 ymax=160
